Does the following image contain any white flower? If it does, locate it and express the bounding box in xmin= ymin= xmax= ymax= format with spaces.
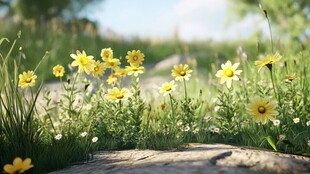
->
xmin=273 ymin=120 xmax=280 ymax=126
xmin=177 ymin=121 xmax=183 ymax=127
xmin=208 ymin=125 xmax=216 ymax=132
xmin=55 ymin=134 xmax=62 ymax=140
xmin=184 ymin=126 xmax=190 ymax=132
xmin=279 ymin=134 xmax=286 ymax=140
xmin=81 ymin=132 xmax=88 ymax=137
xmin=306 ymin=121 xmax=310 ymax=126
xmin=193 ymin=128 xmax=199 ymax=134
xmin=214 ymin=127 xmax=220 ymax=134
xmin=293 ymin=118 xmax=300 ymax=124
xmin=92 ymin=137 xmax=98 ymax=143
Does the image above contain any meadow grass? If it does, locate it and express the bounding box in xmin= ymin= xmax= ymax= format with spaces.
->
xmin=0 ymin=19 xmax=309 ymax=174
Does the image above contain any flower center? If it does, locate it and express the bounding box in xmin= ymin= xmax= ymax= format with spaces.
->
xmin=109 ymin=62 xmax=115 ymax=66
xmin=116 ymin=93 xmax=124 ymax=99
xmin=133 ymin=56 xmax=138 ymax=61
xmin=25 ymin=78 xmax=32 ymax=83
xmin=164 ymin=86 xmax=172 ymax=92
xmin=105 ymin=53 xmax=110 ymax=58
xmin=80 ymin=57 xmax=88 ymax=65
xmin=258 ymin=106 xmax=266 ymax=114
xmin=94 ymin=67 xmax=99 ymax=71
xmin=180 ymin=71 xmax=186 ymax=76
xmin=224 ymin=68 xmax=234 ymax=77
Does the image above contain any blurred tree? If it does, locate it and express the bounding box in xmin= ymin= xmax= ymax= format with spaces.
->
xmin=230 ymin=0 xmax=310 ymax=41
xmin=0 ymin=0 xmax=101 ymax=20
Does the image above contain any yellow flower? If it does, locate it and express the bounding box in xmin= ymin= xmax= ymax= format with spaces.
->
xmin=115 ymin=68 xmax=128 ymax=77
xmin=171 ymin=64 xmax=192 ymax=81
xmin=93 ymin=61 xmax=106 ymax=77
xmin=18 ymin=71 xmax=37 ymax=88
xmin=3 ymin=157 xmax=34 ymax=174
xmin=125 ymin=50 xmax=144 ymax=66
xmin=284 ymin=73 xmax=296 ymax=82
xmin=70 ymin=50 xmax=96 ymax=74
xmin=104 ymin=58 xmax=121 ymax=70
xmin=126 ymin=65 xmax=145 ymax=77
xmin=215 ymin=60 xmax=242 ymax=88
xmin=159 ymin=80 xmax=177 ymax=96
xmin=255 ymin=52 xmax=282 ymax=72
xmin=100 ymin=48 xmax=113 ymax=61
xmin=105 ymin=87 xmax=133 ymax=102
xmin=53 ymin=64 xmax=65 ymax=77
xmin=106 ymin=74 xmax=118 ymax=85
xmin=246 ymin=96 xmax=278 ymax=124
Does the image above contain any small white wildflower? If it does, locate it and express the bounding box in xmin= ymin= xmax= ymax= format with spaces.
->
xmin=208 ymin=125 xmax=216 ymax=132
xmin=273 ymin=120 xmax=280 ymax=126
xmin=306 ymin=121 xmax=310 ymax=126
xmin=288 ymin=109 xmax=294 ymax=114
xmin=55 ymin=134 xmax=62 ymax=140
xmin=81 ymin=132 xmax=88 ymax=137
xmin=193 ymin=128 xmax=199 ymax=134
xmin=214 ymin=127 xmax=220 ymax=134
xmin=184 ymin=126 xmax=190 ymax=132
xmin=92 ymin=137 xmax=98 ymax=143
xmin=204 ymin=116 xmax=212 ymax=123
xmin=293 ymin=118 xmax=300 ymax=124
xmin=177 ymin=121 xmax=183 ymax=127
xmin=279 ymin=134 xmax=286 ymax=140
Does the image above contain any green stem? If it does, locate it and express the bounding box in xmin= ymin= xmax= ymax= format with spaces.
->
xmin=68 ymin=73 xmax=79 ymax=117
xmin=269 ymin=69 xmax=278 ymax=101
xmin=169 ymin=94 xmax=175 ymax=120
xmin=183 ymin=80 xmax=188 ymax=101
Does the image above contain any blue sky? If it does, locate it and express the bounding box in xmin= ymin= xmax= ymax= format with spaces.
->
xmin=88 ymin=0 xmax=267 ymax=41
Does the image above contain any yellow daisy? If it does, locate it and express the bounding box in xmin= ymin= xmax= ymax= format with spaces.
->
xmin=100 ymin=48 xmax=113 ymax=61
xmin=106 ymin=73 xmax=118 ymax=85
xmin=18 ymin=71 xmax=37 ymax=88
xmin=105 ymin=87 xmax=133 ymax=102
xmin=92 ymin=60 xmax=106 ymax=77
xmin=53 ymin=64 xmax=65 ymax=77
xmin=115 ymin=68 xmax=128 ymax=77
xmin=215 ymin=60 xmax=242 ymax=88
xmin=246 ymin=96 xmax=278 ymax=124
xmin=126 ymin=65 xmax=145 ymax=77
xmin=125 ymin=50 xmax=144 ymax=66
xmin=284 ymin=73 xmax=296 ymax=82
xmin=70 ymin=50 xmax=96 ymax=74
xmin=3 ymin=157 xmax=34 ymax=174
xmin=159 ymin=80 xmax=177 ymax=96
xmin=104 ymin=58 xmax=121 ymax=70
xmin=255 ymin=52 xmax=282 ymax=72
xmin=171 ymin=64 xmax=192 ymax=81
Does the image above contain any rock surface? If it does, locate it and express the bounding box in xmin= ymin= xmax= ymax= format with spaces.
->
xmin=48 ymin=143 xmax=310 ymax=174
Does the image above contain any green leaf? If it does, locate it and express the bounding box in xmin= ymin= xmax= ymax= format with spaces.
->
xmin=266 ymin=136 xmax=278 ymax=151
